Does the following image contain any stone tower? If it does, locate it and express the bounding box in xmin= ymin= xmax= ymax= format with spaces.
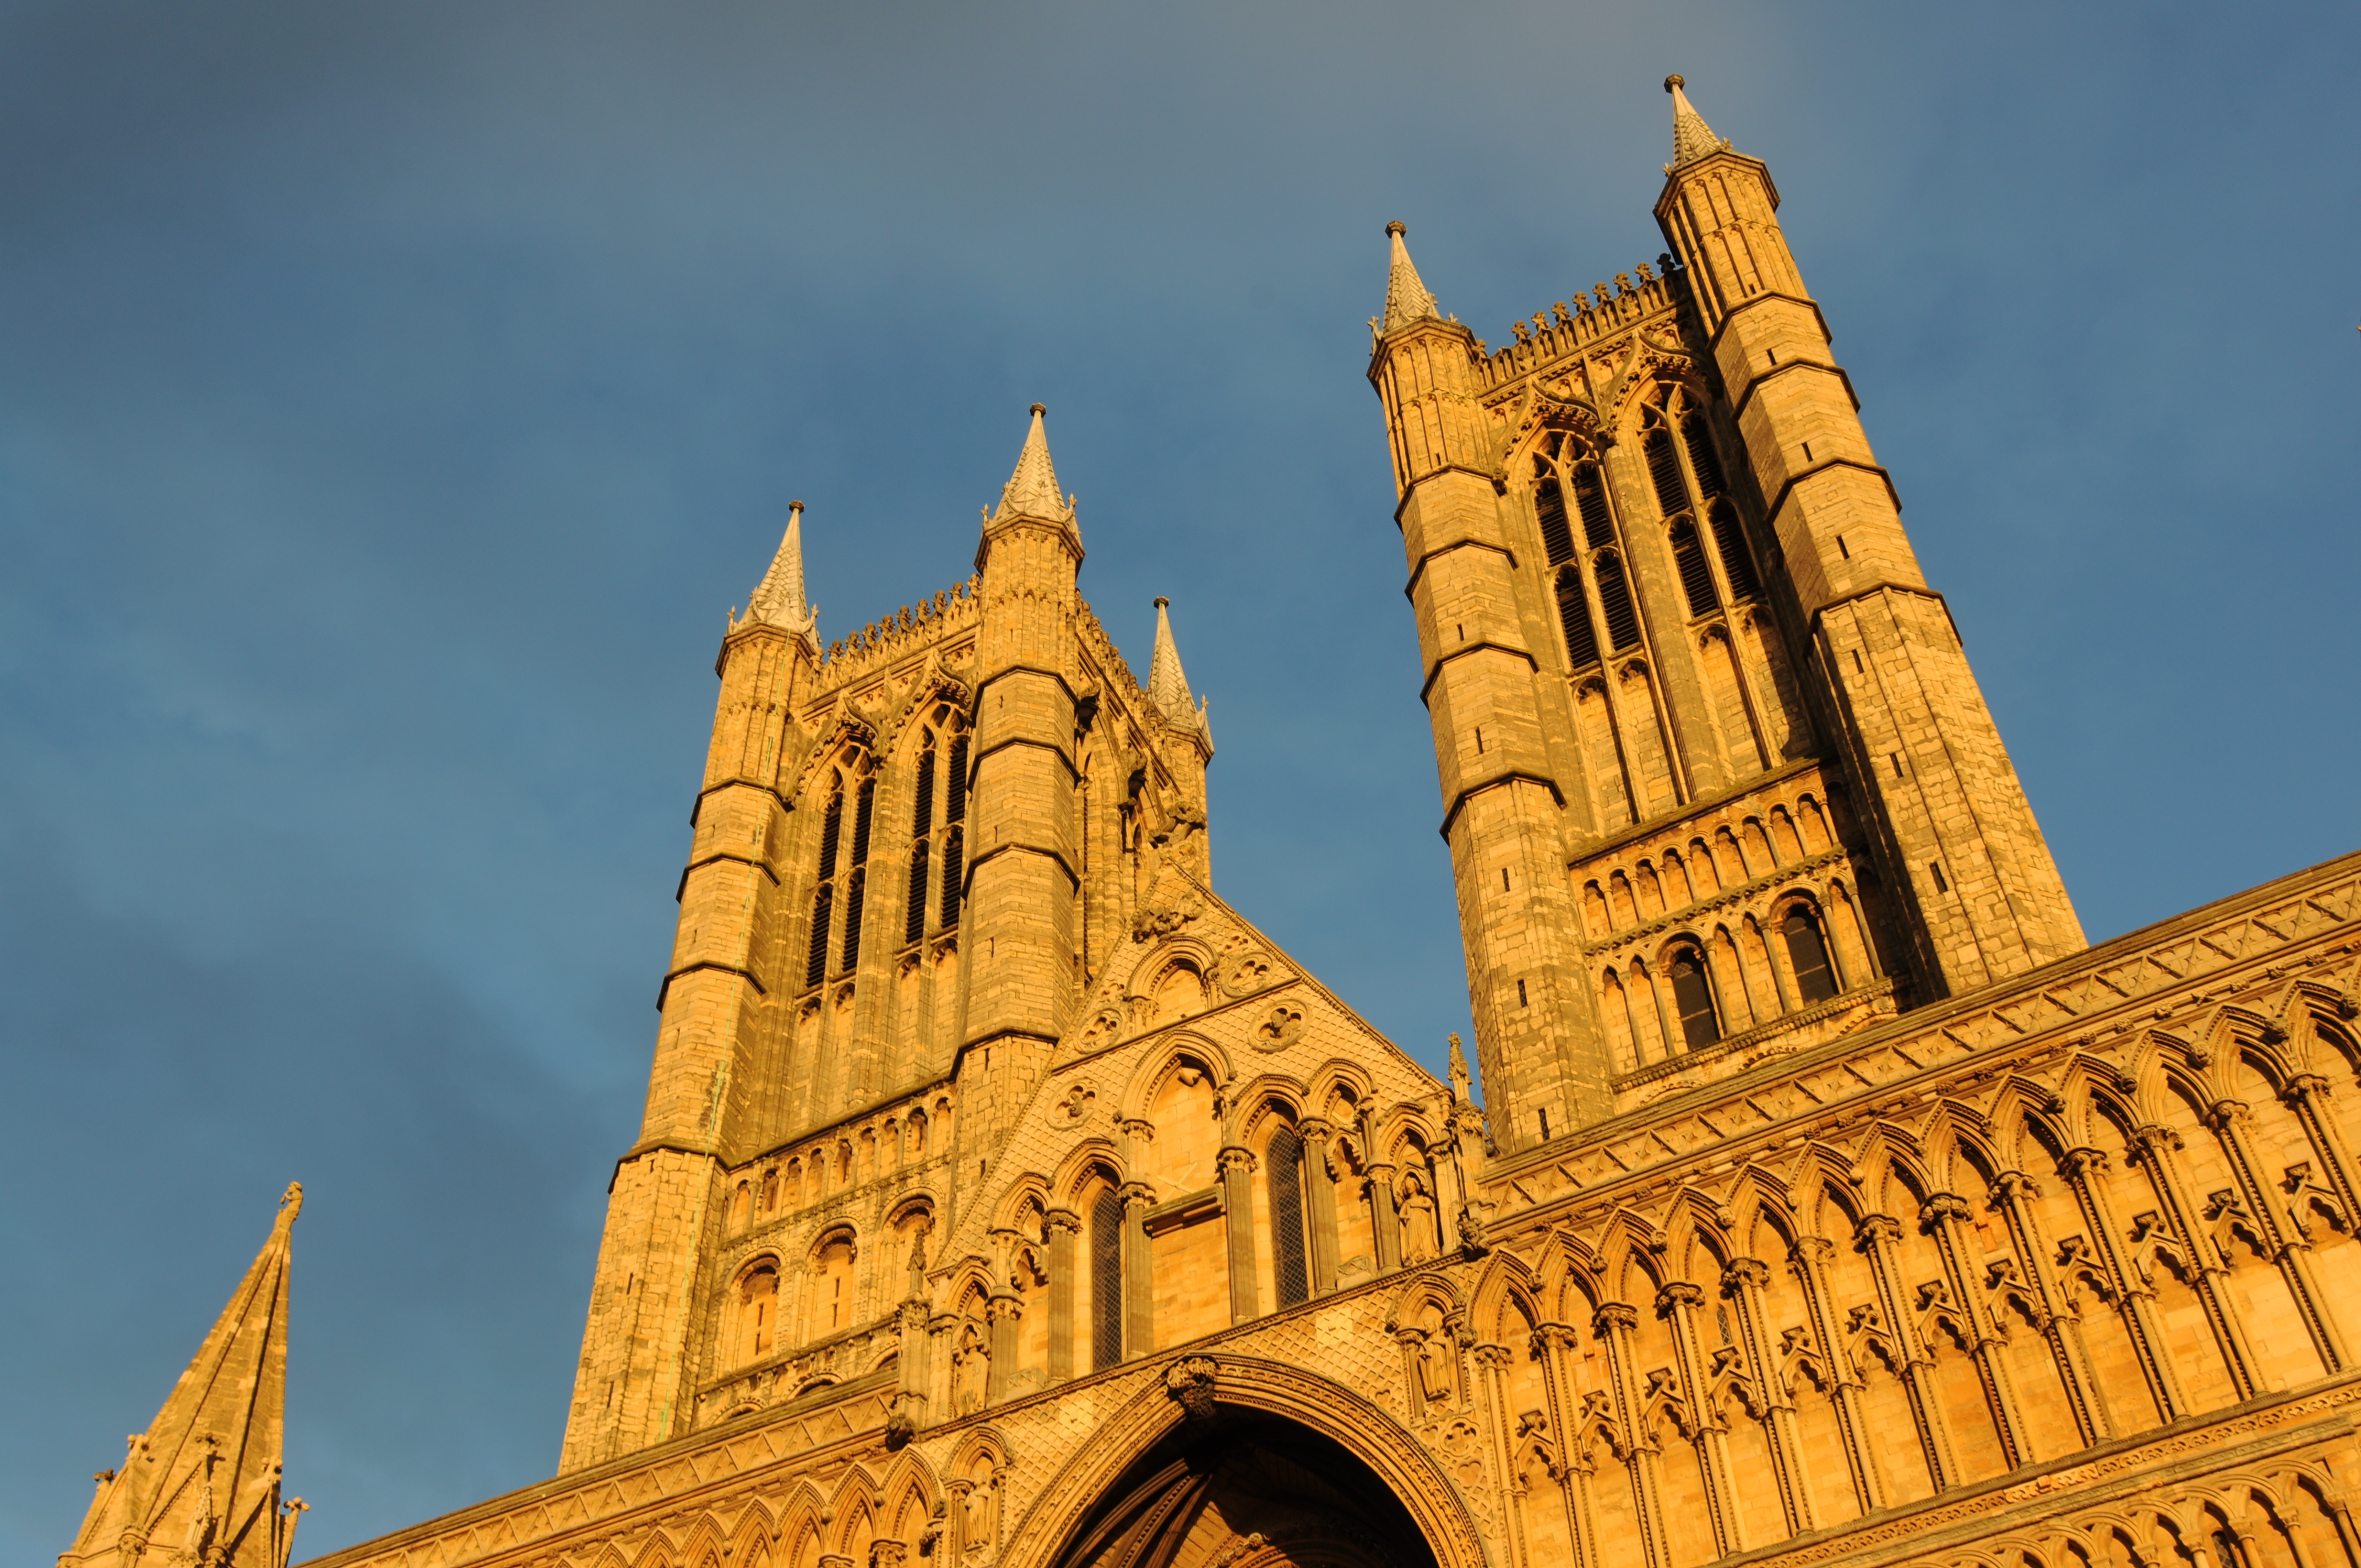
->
xmin=1370 ymin=77 xmax=2084 ymax=1154
xmin=209 ymin=71 xmax=2361 ymax=1568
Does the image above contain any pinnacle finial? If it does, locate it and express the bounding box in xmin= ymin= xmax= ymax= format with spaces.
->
xmin=1666 ymin=73 xmax=1728 ymax=170
xmin=742 ymin=499 xmax=819 ymax=642
xmin=988 ymin=403 xmax=1075 ymax=529
xmin=1379 ymin=221 xmax=1441 ymax=334
xmin=1147 ymin=596 xmax=1207 ymax=741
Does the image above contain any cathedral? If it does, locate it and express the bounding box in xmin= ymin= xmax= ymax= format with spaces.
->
xmin=67 ymin=77 xmax=2361 ymax=1568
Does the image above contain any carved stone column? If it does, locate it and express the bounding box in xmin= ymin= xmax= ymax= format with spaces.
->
xmin=1044 ymin=1207 xmax=1080 ymax=1384
xmin=1856 ymin=1213 xmax=1964 ymax=1490
xmin=1592 ymin=1302 xmax=1671 ymax=1568
xmin=2208 ymin=1097 xmax=2351 ymax=1374
xmin=1787 ymin=1235 xmax=1884 ymax=1514
xmin=870 ymin=1541 xmax=907 ymax=1568
xmin=1722 ymin=1257 xmax=1816 ymax=1536
xmin=1470 ymin=1342 xmax=1527 ymax=1567
xmin=1988 ymin=1170 xmax=2109 ymax=1446
xmin=1120 ymin=1180 xmax=1156 ymax=1356
xmin=1367 ymin=1161 xmax=1402 ymax=1273
xmin=2131 ymin=1121 xmax=2265 ymax=1398
xmin=1919 ymin=1192 xmax=2031 ymax=1469
xmin=1217 ymin=1147 xmax=1258 ymax=1321
xmin=983 ymin=1293 xmax=1021 ymax=1404
xmin=1531 ymin=1321 xmax=1602 ymax=1568
xmin=926 ymin=1311 xmax=958 ymax=1421
xmin=2059 ymin=1146 xmax=2188 ymax=1422
xmin=1656 ymin=1281 xmax=1743 ymax=1556
xmin=1301 ymin=1118 xmax=1342 ymax=1295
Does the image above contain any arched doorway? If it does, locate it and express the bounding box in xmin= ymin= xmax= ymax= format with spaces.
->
xmin=1047 ymin=1411 xmax=1440 ymax=1568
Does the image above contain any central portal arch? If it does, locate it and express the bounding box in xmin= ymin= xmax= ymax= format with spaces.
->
xmin=1047 ymin=1412 xmax=1440 ymax=1568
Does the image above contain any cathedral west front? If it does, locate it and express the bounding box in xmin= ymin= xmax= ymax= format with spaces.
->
xmin=67 ymin=77 xmax=2361 ymax=1568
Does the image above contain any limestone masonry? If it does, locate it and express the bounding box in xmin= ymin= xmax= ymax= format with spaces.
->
xmin=70 ymin=75 xmax=2361 ymax=1568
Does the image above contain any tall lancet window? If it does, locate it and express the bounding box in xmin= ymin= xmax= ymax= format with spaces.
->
xmin=1530 ymin=432 xmax=1622 ymax=673
xmin=1266 ymin=1122 xmax=1311 ymax=1309
xmin=839 ymin=771 xmax=875 ymax=972
xmin=1668 ymin=943 xmax=1720 ymax=1051
xmin=940 ymin=728 xmax=969 ymax=929
xmin=1782 ymin=904 xmax=1840 ymax=1004
xmin=905 ymin=737 xmax=935 ymax=946
xmin=1089 ymin=1184 xmax=1124 ymax=1370
xmin=805 ymin=782 xmax=844 ymax=989
xmin=1670 ymin=518 xmax=1720 ymax=618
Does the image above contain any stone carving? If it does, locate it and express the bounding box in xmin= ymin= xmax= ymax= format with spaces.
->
xmin=1163 ymin=1356 xmax=1218 ymax=1420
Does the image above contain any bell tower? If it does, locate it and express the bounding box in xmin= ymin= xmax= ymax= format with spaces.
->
xmin=1374 ymin=79 xmax=2085 ymax=1150
xmin=1650 ymin=75 xmax=2083 ymax=992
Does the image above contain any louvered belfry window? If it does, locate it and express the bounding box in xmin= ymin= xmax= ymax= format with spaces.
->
xmin=1267 ymin=1124 xmax=1310 ymax=1309
xmin=1670 ymin=519 xmax=1721 ymax=618
xmin=905 ymin=736 xmax=934 ymax=946
xmin=1709 ymin=500 xmax=1762 ymax=601
xmin=1645 ymin=426 xmax=1691 ymax=517
xmin=940 ymin=732 xmax=969 ymax=929
xmin=1573 ymin=462 xmax=1616 ymax=548
xmin=839 ymin=774 xmax=875 ymax=972
xmin=1555 ymin=568 xmax=1599 ymax=669
xmin=805 ymin=783 xmax=844 ymax=989
xmin=1680 ymin=411 xmax=1728 ymax=499
xmin=1593 ymin=553 xmax=1642 ymax=652
xmin=1089 ymin=1185 xmax=1123 ymax=1370
xmin=1536 ymin=471 xmax=1575 ymax=566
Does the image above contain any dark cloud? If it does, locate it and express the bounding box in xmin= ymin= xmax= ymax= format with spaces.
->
xmin=4 ymin=1 xmax=2356 ymax=1558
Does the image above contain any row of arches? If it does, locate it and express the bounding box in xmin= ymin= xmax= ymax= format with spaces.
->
xmin=725 ymin=1095 xmax=951 ymax=1233
xmin=1577 ymin=790 xmax=1838 ymax=941
xmin=1601 ymin=886 xmax=1876 ymax=1070
xmin=1407 ymin=1004 xmax=2361 ymax=1567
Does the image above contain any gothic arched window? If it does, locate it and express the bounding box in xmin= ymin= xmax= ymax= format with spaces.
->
xmin=1593 ymin=553 xmax=1642 ymax=652
xmin=1644 ymin=422 xmax=1690 ymax=518
xmin=804 ymin=780 xmax=844 ymax=990
xmin=1555 ymin=567 xmax=1599 ymax=669
xmin=1679 ymin=408 xmax=1728 ymax=499
xmin=811 ymin=1232 xmax=856 ymax=1337
xmin=1668 ymin=943 xmax=1721 ymax=1052
xmin=1535 ymin=464 xmax=1575 ymax=566
xmin=1670 ymin=518 xmax=1720 ymax=618
xmin=1708 ymin=500 xmax=1762 ymax=601
xmin=940 ymin=729 xmax=969 ymax=929
xmin=1573 ymin=461 xmax=1617 ymax=549
xmin=1266 ymin=1122 xmax=1311 ymax=1308
xmin=839 ymin=774 xmax=875 ymax=971
xmin=1089 ymin=1184 xmax=1124 ymax=1370
xmin=1783 ymin=904 xmax=1841 ymax=1004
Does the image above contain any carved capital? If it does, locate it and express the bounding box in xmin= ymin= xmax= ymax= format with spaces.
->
xmin=2283 ymin=1074 xmax=2334 ymax=1107
xmin=871 ymin=1543 xmax=909 ymax=1568
xmin=2204 ymin=1099 xmax=2251 ymax=1134
xmin=1119 ymin=1181 xmax=1157 ymax=1211
xmin=1787 ymin=1234 xmax=1837 ymax=1268
xmin=1722 ymin=1256 xmax=1772 ymax=1293
xmin=1470 ymin=1342 xmax=1515 ymax=1369
xmin=1216 ymin=1145 xmax=1257 ymax=1176
xmin=1298 ymin=1117 xmax=1336 ymax=1145
xmin=1919 ymin=1193 xmax=1975 ymax=1231
xmin=1855 ymin=1213 xmax=1905 ymax=1249
xmin=1163 ymin=1355 xmax=1219 ymax=1420
xmin=1043 ymin=1207 xmax=1082 ymax=1237
xmin=986 ymin=1293 xmax=1023 ymax=1322
xmin=1533 ymin=1321 xmax=1583 ymax=1353
xmin=1593 ymin=1302 xmax=1640 ymax=1337
xmin=1655 ymin=1281 xmax=1706 ymax=1316
xmin=2132 ymin=1123 xmax=2184 ymax=1157
xmin=2062 ymin=1146 xmax=2110 ymax=1181
xmin=1990 ymin=1170 xmax=2039 ymax=1205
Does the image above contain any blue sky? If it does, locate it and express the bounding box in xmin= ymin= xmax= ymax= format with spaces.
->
xmin=3 ymin=2 xmax=2355 ymax=1559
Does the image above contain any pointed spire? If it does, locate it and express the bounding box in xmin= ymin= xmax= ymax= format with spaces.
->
xmin=1379 ymin=221 xmax=1441 ymax=333
xmin=987 ymin=404 xmax=1075 ymax=528
xmin=743 ymin=499 xmax=819 ymax=642
xmin=65 ymin=1184 xmax=304 ymax=1568
xmin=1147 ymin=596 xmax=1209 ymax=739
xmin=1666 ymin=74 xmax=1729 ymax=169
